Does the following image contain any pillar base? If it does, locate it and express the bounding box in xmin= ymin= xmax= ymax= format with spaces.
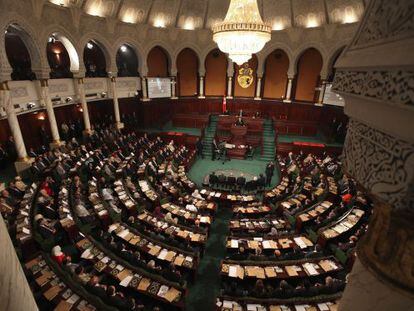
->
xmin=226 ymin=96 xmax=233 ymax=99
xmin=82 ymin=129 xmax=94 ymax=137
xmin=283 ymin=99 xmax=292 ymax=103
xmin=49 ymin=140 xmax=65 ymax=150
xmin=142 ymin=98 xmax=151 ymax=102
xmin=198 ymin=96 xmax=205 ymax=99
xmin=314 ymin=103 xmax=323 ymax=106
xmin=254 ymin=97 xmax=261 ymax=101
xmin=170 ymin=97 xmax=178 ymax=100
xmin=115 ymin=122 xmax=124 ymax=130
xmin=14 ymin=157 xmax=34 ymax=177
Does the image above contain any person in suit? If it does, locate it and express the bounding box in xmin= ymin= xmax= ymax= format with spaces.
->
xmin=196 ymin=139 xmax=204 ymax=159
xmin=218 ymin=174 xmax=226 ymax=187
xmin=227 ymin=174 xmax=236 ymax=189
xmin=236 ymin=174 xmax=246 ymax=190
xmin=257 ymin=174 xmax=265 ymax=190
xmin=209 ymin=172 xmax=218 ymax=186
xmin=265 ymin=162 xmax=274 ymax=186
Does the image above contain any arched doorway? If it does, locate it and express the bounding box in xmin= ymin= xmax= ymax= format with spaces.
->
xmin=294 ymin=48 xmax=323 ymax=102
xmin=205 ymin=49 xmax=227 ymax=97
xmin=263 ymin=49 xmax=290 ymax=99
xmin=176 ymin=48 xmax=199 ymax=96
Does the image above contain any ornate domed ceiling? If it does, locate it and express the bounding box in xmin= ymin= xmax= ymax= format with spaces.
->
xmin=48 ymin=0 xmax=365 ymax=31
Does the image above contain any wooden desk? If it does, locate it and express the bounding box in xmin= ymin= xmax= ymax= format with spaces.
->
xmin=172 ymin=113 xmax=209 ymax=128
xmin=217 ymin=115 xmax=264 ymax=133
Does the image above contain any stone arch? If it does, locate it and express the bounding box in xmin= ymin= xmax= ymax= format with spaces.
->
xmin=325 ymin=45 xmax=346 ymax=81
xmin=173 ymin=43 xmax=203 ymax=74
xmin=258 ymin=43 xmax=294 ymax=76
xmin=293 ymin=43 xmax=327 ymax=76
xmin=145 ymin=45 xmax=172 ymax=77
xmin=294 ymin=47 xmax=324 ymax=102
xmin=176 ymin=48 xmax=199 ymax=96
xmin=1 ymin=15 xmax=46 ymax=78
xmin=143 ymin=42 xmax=173 ymax=75
xmin=41 ymin=25 xmax=81 ymax=74
xmin=78 ymin=32 xmax=113 ymax=75
xmin=112 ymin=38 xmax=144 ymax=75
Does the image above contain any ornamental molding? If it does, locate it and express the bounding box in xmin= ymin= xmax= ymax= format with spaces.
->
xmin=332 ymin=70 xmax=414 ymax=106
xmin=342 ymin=119 xmax=414 ymax=211
xmin=350 ymin=0 xmax=414 ymax=49
xmin=357 ymin=199 xmax=414 ymax=294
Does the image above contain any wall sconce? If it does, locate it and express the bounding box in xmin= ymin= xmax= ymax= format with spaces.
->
xmin=36 ymin=112 xmax=46 ymax=120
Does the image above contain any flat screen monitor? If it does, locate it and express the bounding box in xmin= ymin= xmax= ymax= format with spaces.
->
xmin=323 ymin=83 xmax=345 ymax=107
xmin=147 ymin=77 xmax=172 ymax=99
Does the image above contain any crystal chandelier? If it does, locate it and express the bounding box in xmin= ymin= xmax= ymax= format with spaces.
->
xmin=212 ymin=0 xmax=271 ymax=65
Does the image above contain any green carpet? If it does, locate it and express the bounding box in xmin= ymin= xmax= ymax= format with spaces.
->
xmin=185 ymin=206 xmax=233 ymax=311
xmin=187 ymin=156 xmax=280 ymax=189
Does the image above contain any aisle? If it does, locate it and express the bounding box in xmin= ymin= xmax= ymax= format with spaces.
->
xmin=185 ymin=206 xmax=233 ymax=311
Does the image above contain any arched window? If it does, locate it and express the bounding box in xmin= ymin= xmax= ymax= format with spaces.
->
xmin=46 ymin=36 xmax=72 ymax=78
xmin=116 ymin=44 xmax=139 ymax=77
xmin=4 ymin=25 xmax=36 ymax=81
xmin=83 ymin=40 xmax=107 ymax=77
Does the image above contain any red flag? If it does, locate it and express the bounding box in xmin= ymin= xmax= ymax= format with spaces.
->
xmin=222 ymin=97 xmax=227 ymax=113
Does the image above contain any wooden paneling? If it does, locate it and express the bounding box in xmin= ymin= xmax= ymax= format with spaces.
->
xmin=205 ymin=49 xmax=227 ymax=96
xmin=233 ymin=55 xmax=258 ymax=98
xmin=295 ymin=48 xmax=323 ymax=102
xmin=177 ymin=48 xmax=198 ymax=97
xmin=263 ymin=49 xmax=289 ymax=99
xmin=147 ymin=46 xmax=169 ymax=77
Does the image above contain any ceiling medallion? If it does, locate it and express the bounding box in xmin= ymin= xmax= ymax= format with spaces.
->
xmin=212 ymin=0 xmax=271 ymax=65
xmin=237 ymin=63 xmax=254 ymax=88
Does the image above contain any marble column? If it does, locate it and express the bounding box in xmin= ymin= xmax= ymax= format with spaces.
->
xmin=198 ymin=76 xmax=205 ymax=99
xmin=0 ymin=82 xmax=33 ymax=174
xmin=0 ymin=213 xmax=38 ymax=311
xmin=141 ymin=77 xmax=150 ymax=101
xmin=226 ymin=76 xmax=233 ymax=99
xmin=254 ymin=76 xmax=262 ymax=100
xmin=39 ymin=79 xmax=62 ymax=148
xmin=75 ymin=78 xmax=92 ymax=135
xmin=110 ymin=77 xmax=124 ymax=129
xmin=317 ymin=80 xmax=327 ymax=105
xmin=283 ymin=77 xmax=293 ymax=102
xmin=171 ymin=76 xmax=178 ymax=99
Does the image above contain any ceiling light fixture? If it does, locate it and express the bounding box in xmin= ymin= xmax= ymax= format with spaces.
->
xmin=212 ymin=0 xmax=271 ymax=65
xmin=86 ymin=42 xmax=94 ymax=49
xmin=120 ymin=45 xmax=128 ymax=52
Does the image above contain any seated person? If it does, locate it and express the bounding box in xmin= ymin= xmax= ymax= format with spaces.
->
xmin=51 ymin=245 xmax=66 ymax=265
xmin=34 ymin=213 xmax=57 ymax=238
xmin=86 ymin=276 xmax=107 ymax=298
xmin=209 ymin=172 xmax=218 ymax=185
xmin=236 ymin=174 xmax=246 ymax=188
xmin=235 ymin=116 xmax=245 ymax=126
xmin=226 ymin=174 xmax=236 ymax=187
xmin=218 ymin=174 xmax=226 ymax=186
